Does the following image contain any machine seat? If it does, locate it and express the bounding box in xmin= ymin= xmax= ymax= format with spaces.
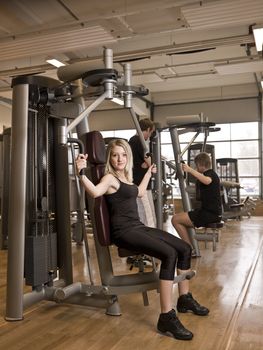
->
xmin=82 ymin=130 xmax=148 ymax=260
xmin=203 ymin=221 xmax=224 ymax=229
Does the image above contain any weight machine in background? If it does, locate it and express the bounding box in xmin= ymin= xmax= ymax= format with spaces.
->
xmin=217 ymin=158 xmax=256 ymax=220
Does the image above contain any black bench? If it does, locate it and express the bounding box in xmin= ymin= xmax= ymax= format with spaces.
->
xmin=194 ymin=221 xmax=224 ymax=252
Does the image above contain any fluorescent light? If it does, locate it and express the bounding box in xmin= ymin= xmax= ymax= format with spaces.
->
xmin=46 ymin=59 xmax=65 ymax=68
xmin=261 ymin=80 xmax=263 ymax=89
xmin=253 ymin=25 xmax=263 ymax=52
xmin=111 ymin=97 xmax=124 ymax=106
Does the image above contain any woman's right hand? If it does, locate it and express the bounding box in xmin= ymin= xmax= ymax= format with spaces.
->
xmin=76 ymin=154 xmax=88 ymax=175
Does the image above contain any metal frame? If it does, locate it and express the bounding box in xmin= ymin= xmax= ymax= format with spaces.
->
xmin=5 ymin=48 xmax=196 ymax=321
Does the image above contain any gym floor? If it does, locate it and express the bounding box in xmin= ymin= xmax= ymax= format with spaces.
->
xmin=0 ymin=217 xmax=263 ymax=350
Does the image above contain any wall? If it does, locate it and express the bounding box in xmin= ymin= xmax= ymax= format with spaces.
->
xmin=154 ymin=97 xmax=260 ymax=127
xmin=89 ymin=108 xmax=135 ymax=131
xmin=0 ymin=105 xmax=11 ymax=133
xmin=0 ymin=93 xmax=260 ymax=133
xmin=88 ymin=97 xmax=261 ymax=131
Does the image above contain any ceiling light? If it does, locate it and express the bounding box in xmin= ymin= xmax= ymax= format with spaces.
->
xmin=46 ymin=59 xmax=65 ymax=68
xmin=111 ymin=97 xmax=124 ymax=106
xmin=253 ymin=25 xmax=263 ymax=52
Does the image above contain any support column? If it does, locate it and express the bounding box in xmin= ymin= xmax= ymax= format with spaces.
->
xmin=169 ymin=127 xmax=200 ymax=256
xmin=259 ymin=93 xmax=263 ymax=199
xmin=152 ymin=128 xmax=163 ymax=229
xmin=5 ymin=83 xmax=29 ymax=320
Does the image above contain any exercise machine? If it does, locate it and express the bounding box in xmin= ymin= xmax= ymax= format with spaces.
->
xmin=166 ymin=115 xmax=221 ymax=256
xmin=217 ymin=158 xmax=256 ymax=219
xmin=5 ymin=48 xmax=194 ymax=321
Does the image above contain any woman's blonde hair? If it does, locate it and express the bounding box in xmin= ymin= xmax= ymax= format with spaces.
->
xmin=105 ymin=139 xmax=133 ymax=182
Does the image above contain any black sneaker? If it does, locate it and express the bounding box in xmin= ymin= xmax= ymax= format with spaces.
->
xmin=177 ymin=292 xmax=209 ymax=316
xmin=157 ymin=309 xmax=193 ymax=340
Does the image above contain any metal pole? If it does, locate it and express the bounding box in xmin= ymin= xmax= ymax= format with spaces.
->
xmin=169 ymin=127 xmax=200 ymax=256
xmin=124 ymin=64 xmax=132 ymax=108
xmin=5 ymin=83 xmax=29 ymax=320
xmin=74 ymin=79 xmax=90 ymax=136
xmin=259 ymin=94 xmax=263 ymax=199
xmin=67 ymin=91 xmax=109 ymax=134
xmin=129 ymin=108 xmax=148 ymax=154
xmin=54 ymin=120 xmax=74 ymax=285
xmin=152 ymin=128 xmax=163 ymax=229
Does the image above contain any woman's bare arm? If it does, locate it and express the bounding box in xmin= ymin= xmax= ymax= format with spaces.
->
xmin=138 ymin=164 xmax=157 ymax=197
xmin=76 ymin=154 xmax=116 ymax=198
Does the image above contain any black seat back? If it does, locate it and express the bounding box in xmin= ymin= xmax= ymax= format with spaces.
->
xmin=82 ymin=131 xmax=111 ymax=246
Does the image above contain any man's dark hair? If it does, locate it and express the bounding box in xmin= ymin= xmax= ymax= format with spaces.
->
xmin=139 ymin=118 xmax=154 ymax=131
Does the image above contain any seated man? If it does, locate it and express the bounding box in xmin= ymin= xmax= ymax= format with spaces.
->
xmin=172 ymin=152 xmax=222 ymax=256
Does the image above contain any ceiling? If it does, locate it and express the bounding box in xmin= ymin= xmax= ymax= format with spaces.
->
xmin=0 ymin=0 xmax=263 ymax=107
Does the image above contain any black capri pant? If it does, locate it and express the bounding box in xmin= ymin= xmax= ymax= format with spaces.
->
xmin=112 ymin=225 xmax=192 ymax=281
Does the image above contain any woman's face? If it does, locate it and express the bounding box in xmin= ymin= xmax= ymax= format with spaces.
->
xmin=110 ymin=145 xmax=127 ymax=171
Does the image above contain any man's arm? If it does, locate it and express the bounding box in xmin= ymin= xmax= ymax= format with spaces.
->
xmin=182 ymin=164 xmax=212 ymax=185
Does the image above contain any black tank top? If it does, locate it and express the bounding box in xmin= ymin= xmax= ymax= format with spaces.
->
xmin=105 ymin=180 xmax=143 ymax=236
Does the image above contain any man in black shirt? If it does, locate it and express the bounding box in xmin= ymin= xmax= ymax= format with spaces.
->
xmin=172 ymin=152 xmax=222 ymax=252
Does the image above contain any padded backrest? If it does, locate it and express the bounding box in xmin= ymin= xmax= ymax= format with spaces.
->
xmin=81 ymin=131 xmax=111 ymax=246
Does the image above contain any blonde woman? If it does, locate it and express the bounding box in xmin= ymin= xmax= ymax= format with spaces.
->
xmin=76 ymin=138 xmax=209 ymax=341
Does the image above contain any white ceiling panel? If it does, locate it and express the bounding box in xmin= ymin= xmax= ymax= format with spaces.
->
xmin=182 ymin=0 xmax=263 ymax=29
xmin=215 ymin=60 xmax=263 ymax=75
xmin=0 ymin=0 xmax=261 ymax=106
xmin=0 ymin=26 xmax=116 ymax=61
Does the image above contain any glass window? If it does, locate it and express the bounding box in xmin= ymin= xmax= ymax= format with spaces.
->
xmin=101 ymin=130 xmax=115 ymax=138
xmin=231 ymin=140 xmax=258 ymax=158
xmin=161 ymin=144 xmax=175 ymax=161
xmin=161 ymin=131 xmax=171 ymax=143
xmin=207 ymin=124 xmax=231 ymax=141
xmin=238 ymin=159 xmax=259 ymax=177
xmin=239 ymin=178 xmax=259 ymax=196
xmin=114 ymin=129 xmax=135 ymax=140
xmin=100 ymin=122 xmax=261 ymax=198
xmin=101 ymin=129 xmax=135 ymax=140
xmin=230 ymin=122 xmax=258 ymax=140
xmin=179 ymin=131 xmax=205 ymax=143
xmin=212 ymin=142 xmax=231 ymax=159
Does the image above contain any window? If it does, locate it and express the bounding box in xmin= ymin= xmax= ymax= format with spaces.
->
xmin=101 ymin=129 xmax=135 ymax=140
xmin=161 ymin=122 xmax=260 ymax=197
